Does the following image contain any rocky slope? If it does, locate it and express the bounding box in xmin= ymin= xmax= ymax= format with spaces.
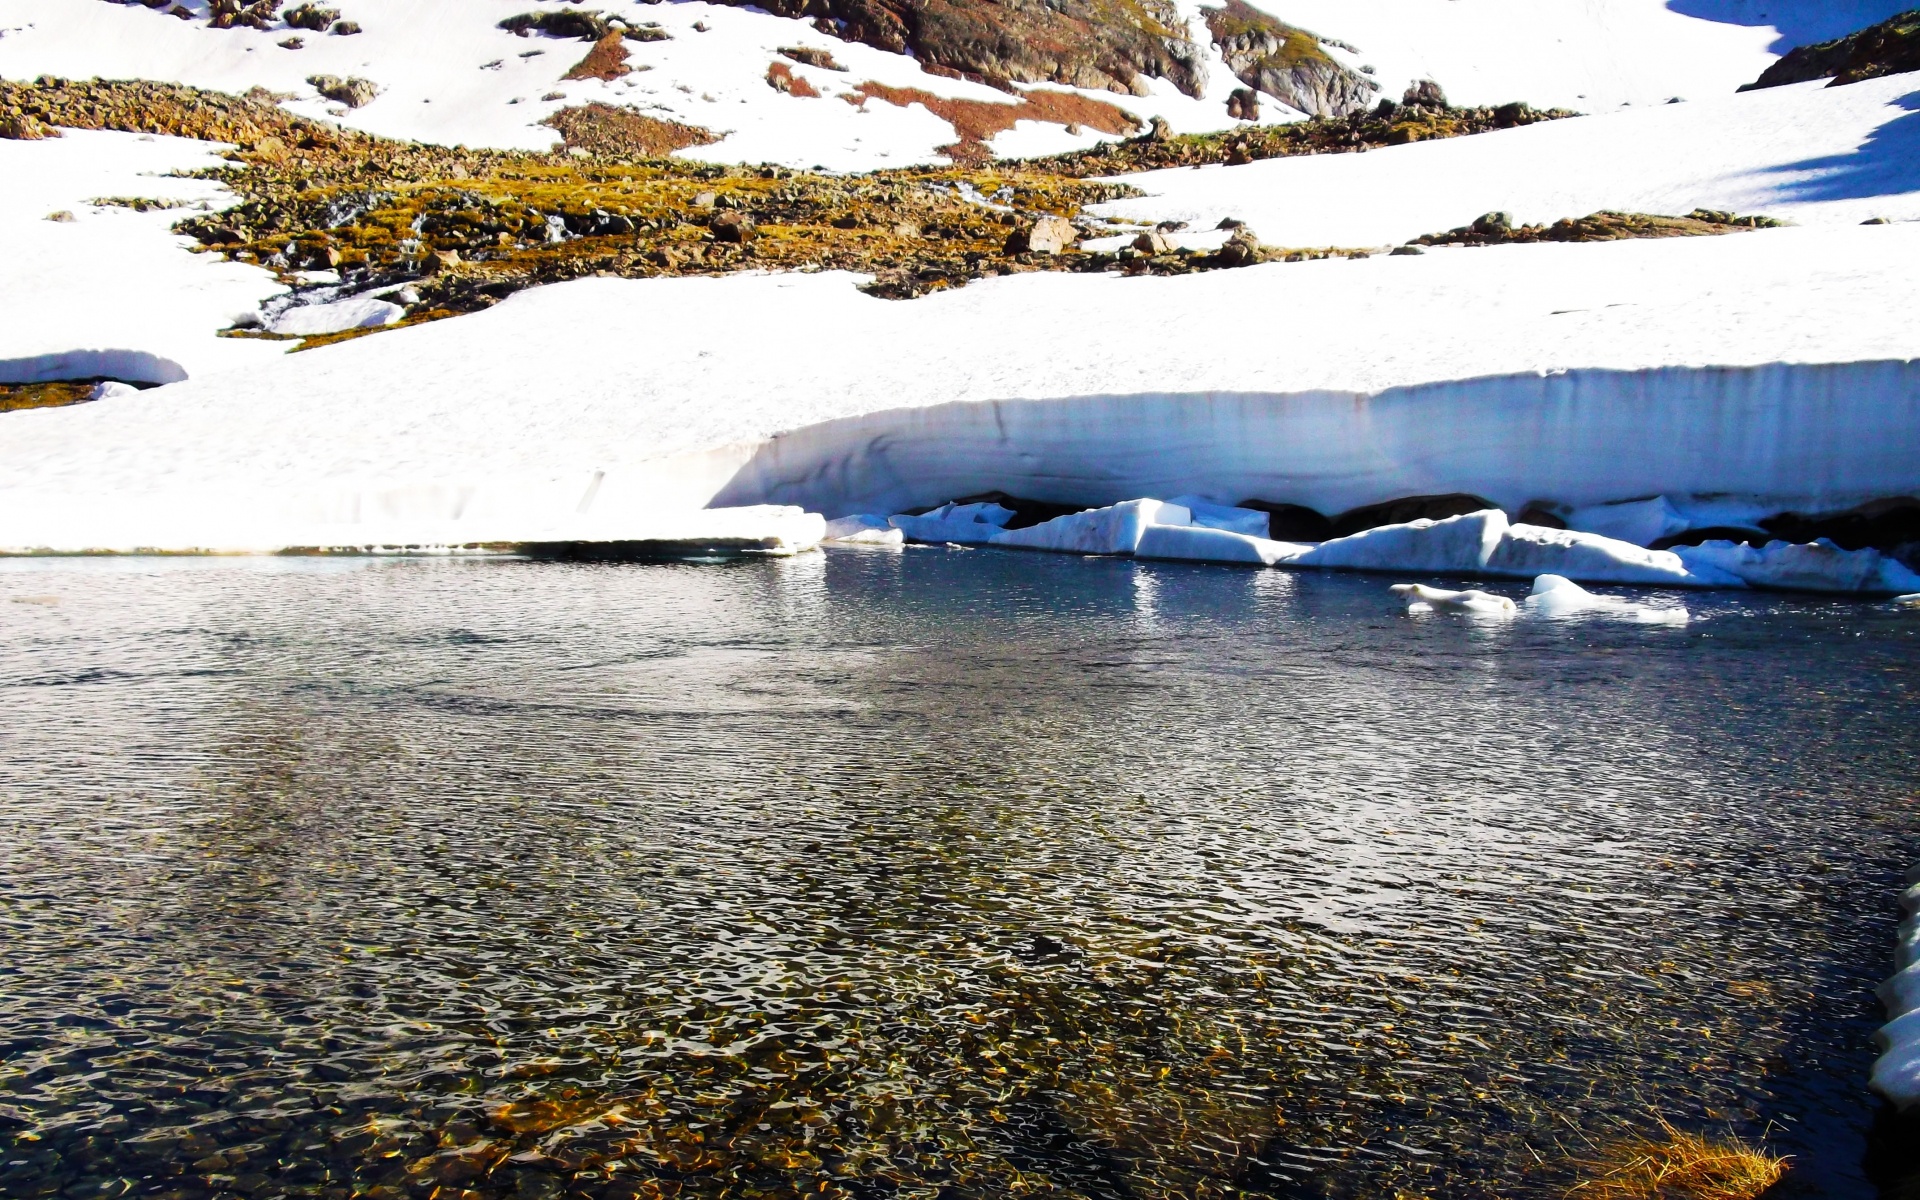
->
xmin=1742 ymin=8 xmax=1920 ymax=90
xmin=704 ymin=0 xmax=1207 ymax=98
xmin=1201 ymin=0 xmax=1375 ymax=118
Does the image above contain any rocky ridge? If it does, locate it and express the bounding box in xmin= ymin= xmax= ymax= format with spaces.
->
xmin=702 ymin=0 xmax=1207 ymax=97
xmin=1742 ymin=9 xmax=1920 ymax=90
xmin=1405 ymin=208 xmax=1785 ymax=249
xmin=1201 ymin=0 xmax=1376 ymax=118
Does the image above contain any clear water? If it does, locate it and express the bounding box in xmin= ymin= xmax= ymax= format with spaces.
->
xmin=0 ymin=550 xmax=1915 ymax=1200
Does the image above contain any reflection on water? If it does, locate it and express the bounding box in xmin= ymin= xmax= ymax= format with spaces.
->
xmin=0 ymin=550 xmax=1915 ymax=1200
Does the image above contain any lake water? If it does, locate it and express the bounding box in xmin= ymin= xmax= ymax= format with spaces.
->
xmin=1 ymin=550 xmax=1916 ymax=1200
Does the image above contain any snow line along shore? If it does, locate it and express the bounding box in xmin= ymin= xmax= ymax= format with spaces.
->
xmin=1 ymin=226 xmax=1917 ymax=554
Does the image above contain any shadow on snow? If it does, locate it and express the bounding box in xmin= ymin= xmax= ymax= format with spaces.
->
xmin=1666 ymin=0 xmax=1916 ymax=53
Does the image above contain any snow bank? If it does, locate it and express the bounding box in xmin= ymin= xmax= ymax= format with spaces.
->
xmin=1135 ymin=523 xmax=1309 ymax=566
xmin=989 ymin=498 xmax=1189 ymax=555
xmin=3 ymin=224 xmax=1919 ymax=554
xmin=1390 ymin=583 xmax=1516 ymax=616
xmin=1523 ymin=574 xmax=1689 ymax=623
xmin=0 ymin=129 xmax=288 ymax=385
xmin=1095 ymin=72 xmax=1920 ymax=247
xmin=1873 ymin=861 xmax=1920 ymax=1110
xmin=268 ymin=296 xmax=404 ymax=337
xmin=1674 ymin=539 xmax=1920 ymax=595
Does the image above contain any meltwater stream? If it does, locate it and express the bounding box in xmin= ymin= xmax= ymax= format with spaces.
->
xmin=0 ymin=550 xmax=1916 ymax=1200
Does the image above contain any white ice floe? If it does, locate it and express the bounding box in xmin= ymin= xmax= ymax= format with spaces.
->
xmin=1897 ymin=594 xmax=1920 ymax=609
xmin=1523 ymin=574 xmax=1689 ymax=623
xmin=1296 ymin=511 xmax=1743 ymax=586
xmin=822 ymin=514 xmax=904 ymax=546
xmin=990 ymin=498 xmax=1190 ymax=556
xmin=1298 ymin=510 xmax=1508 ymax=574
xmin=1167 ymin=495 xmax=1273 ymax=537
xmin=1134 ymin=523 xmax=1309 ymax=567
xmin=1876 ymin=863 xmax=1920 ymax=1110
xmin=888 ymin=501 xmax=1014 ymax=545
xmin=268 ymin=296 xmax=406 ymax=338
xmin=1390 ymin=583 xmax=1517 ymax=616
xmin=1674 ymin=539 xmax=1920 ymax=595
xmin=1485 ymin=521 xmax=1743 ymax=586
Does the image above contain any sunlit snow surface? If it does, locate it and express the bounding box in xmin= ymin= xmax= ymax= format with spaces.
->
xmin=5 ymin=222 xmax=1916 ymax=553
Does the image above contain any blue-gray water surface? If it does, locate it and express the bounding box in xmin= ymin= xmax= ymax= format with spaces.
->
xmin=1 ymin=549 xmax=1916 ymax=1200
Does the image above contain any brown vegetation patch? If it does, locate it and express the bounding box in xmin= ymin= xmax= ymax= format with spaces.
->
xmin=766 ymin=61 xmax=821 ymax=98
xmin=0 ymin=380 xmax=101 ymax=413
xmin=1569 ymin=1122 xmax=1786 ymax=1200
xmin=847 ymin=82 xmax=1139 ymax=164
xmin=563 ymin=31 xmax=631 ymax=81
xmin=1408 ymin=208 xmax=1784 ymax=248
xmin=540 ymin=103 xmax=718 ymax=156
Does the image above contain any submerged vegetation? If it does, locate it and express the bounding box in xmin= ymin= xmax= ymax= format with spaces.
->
xmin=1568 ymin=1120 xmax=1788 ymax=1200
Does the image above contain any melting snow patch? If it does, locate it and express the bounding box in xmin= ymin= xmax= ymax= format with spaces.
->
xmin=1674 ymin=539 xmax=1920 ymax=595
xmin=990 ymin=498 xmax=1190 ymax=556
xmin=269 ymin=297 xmax=406 ymax=337
xmin=1390 ymin=583 xmax=1516 ymax=617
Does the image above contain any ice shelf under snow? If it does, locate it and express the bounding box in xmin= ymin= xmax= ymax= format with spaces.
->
xmin=1874 ymin=861 xmax=1920 ymax=1111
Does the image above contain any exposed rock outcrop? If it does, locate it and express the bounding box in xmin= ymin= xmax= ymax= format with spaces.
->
xmin=1406 ymin=208 xmax=1783 ymax=249
xmin=1202 ymin=0 xmax=1376 ymax=117
xmin=704 ymin=0 xmax=1207 ymax=98
xmin=307 ymin=74 xmax=379 ymax=108
xmin=1742 ymin=9 xmax=1920 ymax=90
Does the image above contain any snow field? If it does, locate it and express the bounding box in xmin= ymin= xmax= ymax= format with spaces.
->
xmin=4 ymin=220 xmax=1920 ymax=555
xmin=1095 ymin=73 xmax=1920 ymax=249
xmin=0 ymin=128 xmax=289 ymax=383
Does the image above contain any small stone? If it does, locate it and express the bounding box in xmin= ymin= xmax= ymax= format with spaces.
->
xmin=44 ymin=210 xmax=75 ymax=222
xmin=1390 ymin=244 xmax=1424 ymax=255
xmin=1147 ymin=115 xmax=1172 ymax=141
xmin=708 ymin=210 xmax=754 ymax=242
xmin=1131 ymin=229 xmax=1175 ymax=254
xmin=331 ymin=19 xmax=361 ymax=34
xmin=1 ymin=114 xmax=61 ymax=140
xmin=1226 ymin=86 xmax=1259 ymax=121
xmin=428 ymin=248 xmax=461 ymax=271
xmin=1402 ymin=78 xmax=1448 ymax=108
xmin=278 ymin=36 xmax=304 ymax=49
xmin=691 ymin=190 xmax=717 ymax=208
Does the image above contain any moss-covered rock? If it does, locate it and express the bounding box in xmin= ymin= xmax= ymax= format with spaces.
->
xmin=1742 ymin=9 xmax=1920 ymax=90
xmin=1201 ymin=0 xmax=1375 ymax=117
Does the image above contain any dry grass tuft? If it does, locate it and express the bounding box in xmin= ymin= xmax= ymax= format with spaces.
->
xmin=1569 ymin=1120 xmax=1786 ymax=1200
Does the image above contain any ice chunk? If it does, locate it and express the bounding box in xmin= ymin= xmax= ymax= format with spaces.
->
xmin=889 ymin=501 xmax=1015 ymax=545
xmin=1523 ymin=574 xmax=1689 ymax=623
xmin=268 ymin=296 xmax=405 ymax=337
xmin=1875 ymin=1008 xmax=1920 ymax=1109
xmin=822 ymin=514 xmax=903 ymax=546
xmin=990 ymin=498 xmax=1191 ymax=556
xmin=1488 ymin=523 xmax=1736 ymax=587
xmin=1390 ymin=583 xmax=1516 ymax=616
xmin=1882 ymin=960 xmax=1920 ymax=1018
xmin=1135 ymin=523 xmax=1309 ymax=566
xmin=1166 ymin=495 xmax=1271 ymax=537
xmin=1675 ymin=539 xmax=1920 ymax=595
xmin=1565 ymin=496 xmax=1690 ymax=547
xmin=1898 ymin=912 xmax=1920 ymax=971
xmin=1899 ymin=593 xmax=1920 ymax=609
xmin=1296 ymin=509 xmax=1507 ymax=573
